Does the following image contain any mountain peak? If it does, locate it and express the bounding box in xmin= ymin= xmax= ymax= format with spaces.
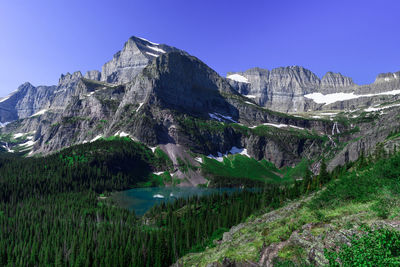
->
xmin=59 ymin=71 xmax=83 ymax=86
xmin=100 ymin=36 xmax=185 ymax=84
xmin=129 ymin=36 xmax=160 ymax=46
xmin=374 ymin=71 xmax=400 ymax=83
xmin=321 ymin=71 xmax=355 ymax=88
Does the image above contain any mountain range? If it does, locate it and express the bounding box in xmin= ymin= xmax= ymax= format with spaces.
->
xmin=1 ymin=36 xmax=400 ymax=185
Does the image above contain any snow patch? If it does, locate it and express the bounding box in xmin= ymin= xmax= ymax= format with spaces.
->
xmin=209 ymin=113 xmax=237 ymax=123
xmin=119 ymin=131 xmax=129 ymax=137
xmin=195 ymin=157 xmax=203 ymax=163
xmin=153 ymin=171 xmax=165 ymax=175
xmin=150 ymin=146 xmax=157 ymax=153
xmin=31 ymin=109 xmax=48 ymax=117
xmin=0 ymin=96 xmax=11 ymax=103
xmin=207 ymin=146 xmax=250 ymax=162
xmin=227 ymin=74 xmax=250 ymax=83
xmin=19 ymin=140 xmax=35 ymax=147
xmin=0 ymin=121 xmax=11 ymax=128
xmin=90 ymin=135 xmax=102 ymax=142
xmin=250 ymin=123 xmax=305 ymax=130
xmin=320 ymin=112 xmax=338 ymax=116
xmin=245 ymin=101 xmax=256 ymax=106
xmin=53 ymin=88 xmax=66 ymax=94
xmin=146 ymin=45 xmax=166 ymax=53
xmin=153 ymin=194 xmax=165 ymax=199
xmin=146 ymin=52 xmax=159 ymax=57
xmin=364 ymin=103 xmax=400 ymax=112
xmin=136 ymin=102 xmax=144 ymax=112
xmin=245 ymin=94 xmax=257 ymax=99
xmin=13 ymin=133 xmax=25 ymax=139
xmin=137 ymin=37 xmax=159 ymax=46
xmin=305 ymin=90 xmax=400 ymax=105
xmin=0 ymin=89 xmax=18 ymax=103
xmin=2 ymin=142 xmax=14 ymax=153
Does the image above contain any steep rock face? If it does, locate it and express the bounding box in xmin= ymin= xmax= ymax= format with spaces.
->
xmin=0 ymin=82 xmax=56 ymax=122
xmin=228 ymin=68 xmax=400 ymax=112
xmin=328 ymin=105 xmax=400 ymax=170
xmin=148 ymin=52 xmax=238 ymax=116
xmin=49 ymin=71 xmax=84 ymax=111
xmin=84 ymin=70 xmax=101 ymax=81
xmin=100 ymin=36 xmax=184 ymax=84
xmin=33 ymin=79 xmax=126 ymax=154
xmin=107 ymin=52 xmax=242 ymax=147
xmin=0 ymin=71 xmax=87 ymax=124
xmin=374 ymin=71 xmax=400 ymax=83
xmin=365 ymin=71 xmax=400 ymax=93
xmin=227 ymin=66 xmax=321 ymax=112
xmin=320 ymin=72 xmax=355 ymax=93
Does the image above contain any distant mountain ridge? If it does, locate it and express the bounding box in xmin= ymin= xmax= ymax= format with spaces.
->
xmin=227 ymin=67 xmax=400 ymax=112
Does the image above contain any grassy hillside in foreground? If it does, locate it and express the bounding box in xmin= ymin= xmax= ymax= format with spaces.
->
xmin=176 ymin=151 xmax=400 ymax=266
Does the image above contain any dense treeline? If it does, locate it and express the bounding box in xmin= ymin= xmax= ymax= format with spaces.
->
xmin=0 ymin=138 xmax=171 ymax=203
xmin=0 ymin=187 xmax=316 ymax=266
xmin=0 ymin=138 xmax=338 ymax=266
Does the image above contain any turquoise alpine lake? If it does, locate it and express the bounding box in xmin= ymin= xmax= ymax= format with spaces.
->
xmin=113 ymin=187 xmax=244 ymax=216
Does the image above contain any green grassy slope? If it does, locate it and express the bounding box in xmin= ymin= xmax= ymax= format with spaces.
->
xmin=200 ymin=154 xmax=310 ymax=187
xmin=177 ymin=150 xmax=400 ymax=266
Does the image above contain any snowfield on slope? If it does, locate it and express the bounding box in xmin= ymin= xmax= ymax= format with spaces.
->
xmin=305 ymin=89 xmax=400 ymax=105
xmin=250 ymin=122 xmax=305 ymax=130
xmin=227 ymin=74 xmax=250 ymax=83
xmin=207 ymin=146 xmax=250 ymax=162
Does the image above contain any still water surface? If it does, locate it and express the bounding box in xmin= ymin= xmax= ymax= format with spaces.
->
xmin=113 ymin=187 xmax=242 ymax=215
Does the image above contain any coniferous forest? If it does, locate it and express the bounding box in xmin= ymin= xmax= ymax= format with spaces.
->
xmin=0 ymin=137 xmax=335 ymax=267
xmin=2 ymin=137 xmax=396 ymax=266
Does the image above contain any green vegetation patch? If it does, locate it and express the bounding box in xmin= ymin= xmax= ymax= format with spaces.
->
xmin=325 ymin=226 xmax=400 ymax=266
xmin=201 ymin=154 xmax=288 ymax=186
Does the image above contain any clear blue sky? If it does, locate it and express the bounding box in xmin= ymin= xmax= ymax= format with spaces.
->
xmin=0 ymin=0 xmax=399 ymax=96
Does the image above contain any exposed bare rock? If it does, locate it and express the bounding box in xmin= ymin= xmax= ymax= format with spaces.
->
xmin=100 ymin=36 xmax=185 ymax=84
xmin=227 ymin=68 xmax=400 ymax=112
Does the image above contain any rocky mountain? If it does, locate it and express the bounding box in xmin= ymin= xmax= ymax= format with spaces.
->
xmin=0 ymin=36 xmax=185 ymax=124
xmin=227 ymin=67 xmax=400 ymax=112
xmin=0 ymin=83 xmax=56 ymax=122
xmin=1 ymin=35 xmax=400 ymax=187
xmin=2 ymin=35 xmax=400 ymax=267
xmin=100 ymin=36 xmax=185 ymax=84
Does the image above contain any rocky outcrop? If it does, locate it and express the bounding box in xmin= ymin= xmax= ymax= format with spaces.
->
xmin=227 ymin=68 xmax=400 ymax=112
xmin=320 ymin=72 xmax=354 ymax=93
xmin=84 ymin=70 xmax=101 ymax=81
xmin=100 ymin=36 xmax=185 ymax=84
xmin=227 ymin=66 xmax=320 ymax=113
xmin=328 ymin=105 xmax=400 ymax=170
xmin=0 ymin=82 xmax=56 ymax=122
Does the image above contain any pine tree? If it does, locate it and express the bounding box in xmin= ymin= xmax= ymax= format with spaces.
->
xmin=318 ymin=158 xmax=330 ymax=185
